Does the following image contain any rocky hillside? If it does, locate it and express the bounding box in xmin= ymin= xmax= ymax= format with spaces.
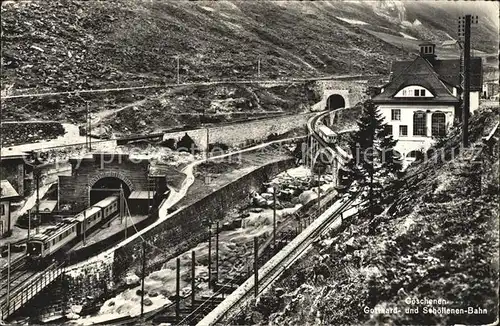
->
xmin=1 ymin=1 xmax=498 ymax=134
xmin=236 ymin=106 xmax=500 ymax=325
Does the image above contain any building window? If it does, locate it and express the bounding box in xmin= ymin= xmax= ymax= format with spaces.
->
xmin=0 ymin=204 xmax=5 ymax=216
xmin=413 ymin=89 xmax=427 ymax=97
xmin=413 ymin=112 xmax=427 ymax=136
xmin=386 ymin=125 xmax=394 ymax=136
xmin=391 ymin=109 xmax=401 ymax=121
xmin=399 ymin=125 xmax=408 ymax=136
xmin=432 ymin=112 xmax=446 ymax=136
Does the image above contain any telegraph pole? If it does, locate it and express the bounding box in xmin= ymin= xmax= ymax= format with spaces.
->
xmin=176 ymin=56 xmax=180 ymax=84
xmin=175 ymin=257 xmax=180 ymax=321
xmin=254 ymin=237 xmax=259 ymax=298
xmin=140 ymin=241 xmax=146 ymax=318
xmin=27 ymin=210 xmax=31 ymax=242
xmin=191 ymin=251 xmax=196 ymax=305
xmin=87 ymin=102 xmax=92 ymax=151
xmin=317 ymin=168 xmax=321 ymax=213
xmin=208 ymin=225 xmax=212 ymax=289
xmin=257 ymin=57 xmax=261 ymax=78
xmin=7 ymin=242 xmax=11 ymax=312
xmin=273 ymin=187 xmax=277 ymax=249
xmin=85 ymin=101 xmax=89 ymax=149
xmin=215 ymin=222 xmax=219 ymax=283
xmin=83 ymin=209 xmax=86 ymax=246
xmin=458 ymin=14 xmax=478 ymax=148
xmin=462 ymin=15 xmax=471 ymax=148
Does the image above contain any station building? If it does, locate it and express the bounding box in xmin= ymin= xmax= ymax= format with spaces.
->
xmin=1 ymin=180 xmax=20 ymax=237
xmin=372 ymin=42 xmax=483 ymax=160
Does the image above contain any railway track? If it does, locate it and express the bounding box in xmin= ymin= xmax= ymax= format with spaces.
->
xmin=198 ymin=193 xmax=360 ymax=325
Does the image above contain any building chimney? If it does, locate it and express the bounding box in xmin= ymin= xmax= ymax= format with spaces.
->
xmin=419 ymin=42 xmax=436 ymax=64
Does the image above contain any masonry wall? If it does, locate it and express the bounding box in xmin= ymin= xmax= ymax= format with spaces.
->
xmin=317 ymin=80 xmax=369 ymax=110
xmin=112 ymin=157 xmax=296 ymax=283
xmin=58 ymin=154 xmax=150 ymax=212
xmin=162 ymin=113 xmax=315 ymax=152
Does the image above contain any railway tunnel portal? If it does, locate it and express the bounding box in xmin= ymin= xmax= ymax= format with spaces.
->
xmin=58 ymin=153 xmax=172 ymax=213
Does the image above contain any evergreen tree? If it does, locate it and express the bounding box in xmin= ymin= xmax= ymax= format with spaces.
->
xmin=345 ymin=99 xmax=402 ymax=217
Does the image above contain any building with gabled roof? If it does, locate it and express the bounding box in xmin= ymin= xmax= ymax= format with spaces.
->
xmin=1 ymin=179 xmax=20 ymax=237
xmin=372 ymin=42 xmax=483 ymax=163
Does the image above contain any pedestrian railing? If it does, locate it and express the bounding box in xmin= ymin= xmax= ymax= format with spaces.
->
xmin=0 ymin=263 xmax=64 ymax=321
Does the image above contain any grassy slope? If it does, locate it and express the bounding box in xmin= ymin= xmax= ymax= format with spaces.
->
xmin=236 ymin=106 xmax=499 ymax=325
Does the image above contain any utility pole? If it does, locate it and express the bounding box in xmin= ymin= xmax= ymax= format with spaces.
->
xmin=191 ymin=251 xmax=196 ymax=306
xmin=176 ymin=56 xmax=180 ymax=84
xmin=461 ymin=15 xmax=471 ymax=148
xmin=87 ymin=102 xmax=92 ymax=152
xmin=27 ymin=210 xmax=31 ymax=242
xmin=208 ymin=225 xmax=212 ymax=289
xmin=254 ymin=237 xmax=259 ymax=298
xmin=85 ymin=101 xmax=89 ymax=149
xmin=147 ymin=176 xmax=150 ymax=214
xmin=273 ymin=187 xmax=277 ymax=249
xmin=120 ymin=183 xmax=124 ymax=224
xmin=257 ymin=57 xmax=261 ymax=78
xmin=206 ymin=128 xmax=210 ymax=162
xmin=83 ymin=209 xmax=86 ymax=246
xmin=175 ymin=257 xmax=180 ymax=321
xmin=215 ymin=222 xmax=219 ymax=283
xmin=35 ymin=169 xmax=40 ymax=233
xmin=140 ymin=241 xmax=146 ymax=318
xmin=317 ymin=168 xmax=321 ymax=214
xmin=7 ymin=242 xmax=11 ymax=312
xmin=458 ymin=15 xmax=478 ymax=148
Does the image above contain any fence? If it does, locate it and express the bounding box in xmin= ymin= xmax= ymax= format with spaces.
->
xmin=0 ymin=263 xmax=64 ymax=321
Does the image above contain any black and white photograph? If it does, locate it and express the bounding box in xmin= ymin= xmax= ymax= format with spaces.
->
xmin=0 ymin=0 xmax=498 ymax=325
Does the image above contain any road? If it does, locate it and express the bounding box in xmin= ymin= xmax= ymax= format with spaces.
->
xmin=1 ymin=74 xmax=375 ymax=100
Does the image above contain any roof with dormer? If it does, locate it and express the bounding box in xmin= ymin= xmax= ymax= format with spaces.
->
xmin=389 ymin=57 xmax=482 ymax=91
xmin=373 ymin=56 xmax=461 ymax=105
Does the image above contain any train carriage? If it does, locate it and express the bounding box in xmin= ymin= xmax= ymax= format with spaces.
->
xmin=74 ymin=206 xmax=102 ymax=235
xmin=27 ymin=220 xmax=78 ymax=260
xmin=26 ymin=195 xmax=120 ymax=264
xmin=317 ymin=125 xmax=337 ymax=143
xmin=93 ymin=196 xmax=119 ymax=219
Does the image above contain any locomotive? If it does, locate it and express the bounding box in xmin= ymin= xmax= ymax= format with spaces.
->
xmin=26 ymin=196 xmax=119 ymax=264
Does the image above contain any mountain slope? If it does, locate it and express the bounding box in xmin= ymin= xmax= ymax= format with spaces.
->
xmin=0 ymin=0 xmax=498 ymax=137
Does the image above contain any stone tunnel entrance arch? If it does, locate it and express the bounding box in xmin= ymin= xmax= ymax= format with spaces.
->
xmin=88 ymin=171 xmax=134 ymax=205
xmin=327 ymin=94 xmax=346 ymax=110
xmin=90 ymin=177 xmax=131 ymax=205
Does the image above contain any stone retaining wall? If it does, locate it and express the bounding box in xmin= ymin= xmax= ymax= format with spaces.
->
xmin=112 ymin=157 xmax=296 ymax=283
xmin=162 ymin=112 xmax=315 ymax=152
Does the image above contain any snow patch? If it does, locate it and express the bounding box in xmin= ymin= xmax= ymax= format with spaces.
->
xmin=400 ymin=32 xmax=417 ymax=40
xmin=336 ymin=17 xmax=368 ymax=25
xmin=200 ymin=6 xmax=214 ymax=12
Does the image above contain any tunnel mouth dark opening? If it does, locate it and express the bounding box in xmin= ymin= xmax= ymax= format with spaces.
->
xmin=90 ymin=177 xmax=130 ymax=205
xmin=327 ymin=94 xmax=346 ymax=110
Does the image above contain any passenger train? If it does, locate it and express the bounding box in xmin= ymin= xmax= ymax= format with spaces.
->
xmin=27 ymin=196 xmax=119 ymax=263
